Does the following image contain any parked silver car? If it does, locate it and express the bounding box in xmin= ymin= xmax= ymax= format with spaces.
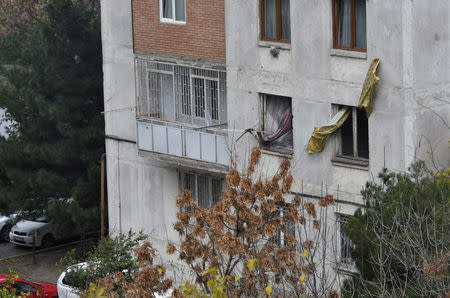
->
xmin=9 ymin=215 xmax=55 ymax=248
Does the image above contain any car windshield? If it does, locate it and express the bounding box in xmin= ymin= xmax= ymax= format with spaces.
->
xmin=30 ymin=282 xmax=43 ymax=289
xmin=34 ymin=216 xmax=49 ymax=223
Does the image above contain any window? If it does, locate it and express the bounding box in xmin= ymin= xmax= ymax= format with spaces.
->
xmin=332 ymin=0 xmax=366 ymax=51
xmin=160 ymin=0 xmax=186 ymax=23
xmin=136 ymin=60 xmax=227 ymax=126
xmin=337 ymin=214 xmax=353 ymax=263
xmin=179 ymin=171 xmax=223 ymax=209
xmin=261 ymin=0 xmax=290 ymax=42
xmin=269 ymin=207 xmax=295 ymax=247
xmin=259 ymin=94 xmax=293 ymax=152
xmin=335 ymin=105 xmax=368 ymax=161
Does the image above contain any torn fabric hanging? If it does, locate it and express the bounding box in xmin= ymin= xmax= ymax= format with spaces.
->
xmin=307 ymin=58 xmax=380 ymax=154
xmin=358 ymin=58 xmax=380 ymax=117
xmin=258 ymin=96 xmax=293 ymax=149
xmin=307 ymin=107 xmax=351 ymax=154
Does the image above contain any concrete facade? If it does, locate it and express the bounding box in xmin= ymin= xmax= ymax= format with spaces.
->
xmin=101 ymin=0 xmax=449 ymax=289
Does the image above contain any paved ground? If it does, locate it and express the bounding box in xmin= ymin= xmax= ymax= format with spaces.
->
xmin=0 ymin=240 xmax=96 ymax=284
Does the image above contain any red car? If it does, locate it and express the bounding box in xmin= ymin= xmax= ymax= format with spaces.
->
xmin=0 ymin=274 xmax=58 ymax=298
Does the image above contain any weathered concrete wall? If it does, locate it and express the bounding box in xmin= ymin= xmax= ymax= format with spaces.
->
xmin=226 ymin=0 xmax=450 ymax=207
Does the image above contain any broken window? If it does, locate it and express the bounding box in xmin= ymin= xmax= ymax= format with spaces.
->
xmin=335 ymin=105 xmax=368 ymax=159
xmin=179 ymin=171 xmax=223 ymax=209
xmin=136 ymin=59 xmax=227 ymax=126
xmin=259 ymin=94 xmax=293 ymax=151
xmin=161 ymin=0 xmax=186 ymax=23
xmin=337 ymin=214 xmax=353 ymax=263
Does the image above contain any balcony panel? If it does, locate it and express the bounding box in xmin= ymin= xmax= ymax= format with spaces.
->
xmin=167 ymin=127 xmax=183 ymax=156
xmin=137 ymin=122 xmax=152 ymax=151
xmin=185 ymin=129 xmax=201 ymax=160
xmin=153 ymin=125 xmax=168 ymax=154
xmin=137 ymin=119 xmax=229 ymax=166
xmin=201 ymin=133 xmax=216 ymax=162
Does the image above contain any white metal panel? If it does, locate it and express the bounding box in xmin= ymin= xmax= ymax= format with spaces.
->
xmin=185 ymin=129 xmax=201 ymax=160
xmin=137 ymin=121 xmax=152 ymax=151
xmin=216 ymin=135 xmax=229 ymax=165
xmin=167 ymin=126 xmax=183 ymax=156
xmin=153 ymin=123 xmax=168 ymax=153
xmin=200 ymin=133 xmax=216 ymax=162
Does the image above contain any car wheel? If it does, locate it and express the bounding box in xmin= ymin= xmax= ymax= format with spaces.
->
xmin=41 ymin=234 xmax=55 ymax=248
xmin=0 ymin=225 xmax=11 ymax=241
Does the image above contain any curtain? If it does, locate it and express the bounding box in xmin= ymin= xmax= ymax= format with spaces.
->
xmin=163 ymin=0 xmax=173 ymax=19
xmin=337 ymin=0 xmax=351 ymax=47
xmin=281 ymin=0 xmax=290 ymax=40
xmin=175 ymin=0 xmax=185 ymax=21
xmin=355 ymin=0 xmax=366 ymax=48
xmin=259 ymin=96 xmax=293 ymax=149
xmin=264 ymin=0 xmax=276 ymax=38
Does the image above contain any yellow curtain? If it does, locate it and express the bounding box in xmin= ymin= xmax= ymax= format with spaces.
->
xmin=307 ymin=108 xmax=351 ymax=154
xmin=307 ymin=58 xmax=380 ymax=154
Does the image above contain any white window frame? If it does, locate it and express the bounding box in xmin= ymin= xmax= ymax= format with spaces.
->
xmin=337 ymin=214 xmax=354 ymax=264
xmin=178 ymin=171 xmax=223 ymax=209
xmin=160 ymin=0 xmax=186 ymax=24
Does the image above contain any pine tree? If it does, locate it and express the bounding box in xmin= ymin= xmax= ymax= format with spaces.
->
xmin=0 ymin=0 xmax=103 ymax=235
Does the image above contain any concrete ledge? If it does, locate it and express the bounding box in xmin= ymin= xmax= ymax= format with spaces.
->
xmin=330 ymin=48 xmax=367 ymax=59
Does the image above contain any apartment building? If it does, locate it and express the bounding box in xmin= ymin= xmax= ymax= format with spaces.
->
xmin=101 ymin=0 xmax=449 ymax=288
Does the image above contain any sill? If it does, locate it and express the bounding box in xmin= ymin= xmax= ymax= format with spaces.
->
xmin=330 ymin=48 xmax=367 ymax=59
xmin=258 ymin=40 xmax=291 ymax=50
xmin=332 ymin=155 xmax=368 ymax=169
xmin=160 ymin=18 xmax=186 ymax=25
xmin=260 ymin=147 xmax=293 ymax=159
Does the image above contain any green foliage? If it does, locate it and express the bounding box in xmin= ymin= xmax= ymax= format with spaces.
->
xmin=343 ymin=161 xmax=450 ymax=297
xmin=58 ymin=231 xmax=147 ymax=292
xmin=0 ymin=269 xmax=32 ymax=298
xmin=0 ymin=0 xmax=103 ymax=234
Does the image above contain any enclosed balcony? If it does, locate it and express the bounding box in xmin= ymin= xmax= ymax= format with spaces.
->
xmin=135 ymin=59 xmax=229 ymax=167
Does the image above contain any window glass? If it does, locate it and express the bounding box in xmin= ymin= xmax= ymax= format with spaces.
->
xmin=340 ymin=109 xmax=353 ymax=156
xmin=179 ymin=172 xmax=223 ymax=209
xmin=338 ymin=215 xmax=353 ymax=262
xmin=175 ymin=0 xmax=185 ymax=22
xmin=281 ymin=0 xmax=290 ymax=40
xmin=264 ymin=0 xmax=277 ymax=39
xmin=13 ymin=282 xmax=34 ymax=295
xmin=336 ymin=0 xmax=351 ymax=47
xmin=355 ymin=0 xmax=366 ymax=49
xmin=162 ymin=0 xmax=173 ymax=19
xmin=262 ymin=95 xmax=293 ymax=150
xmin=356 ymin=109 xmax=369 ymax=158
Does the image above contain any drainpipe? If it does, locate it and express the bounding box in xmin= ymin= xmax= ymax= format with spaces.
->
xmin=100 ymin=153 xmax=106 ymax=238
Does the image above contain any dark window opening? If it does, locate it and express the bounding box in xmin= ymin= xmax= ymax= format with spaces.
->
xmin=336 ymin=105 xmax=369 ymax=160
xmin=261 ymin=0 xmax=291 ymax=42
xmin=332 ymin=0 xmax=366 ymax=51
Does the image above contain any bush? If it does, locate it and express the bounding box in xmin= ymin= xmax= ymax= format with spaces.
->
xmin=58 ymin=231 xmax=147 ymax=292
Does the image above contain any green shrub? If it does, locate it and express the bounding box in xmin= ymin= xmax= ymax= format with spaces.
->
xmin=58 ymin=231 xmax=147 ymax=292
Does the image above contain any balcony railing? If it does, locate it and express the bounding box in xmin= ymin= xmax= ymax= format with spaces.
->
xmin=137 ymin=119 xmax=229 ymax=166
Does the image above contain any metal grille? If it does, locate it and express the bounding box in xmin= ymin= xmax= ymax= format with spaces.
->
xmin=136 ymin=59 xmax=226 ymax=125
xmin=179 ymin=171 xmax=223 ymax=209
xmin=338 ymin=215 xmax=353 ymax=262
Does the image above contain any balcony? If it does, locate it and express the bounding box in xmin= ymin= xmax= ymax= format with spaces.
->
xmin=137 ymin=119 xmax=229 ymax=166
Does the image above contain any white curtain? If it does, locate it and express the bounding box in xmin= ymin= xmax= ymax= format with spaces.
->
xmin=337 ymin=0 xmax=351 ymax=47
xmin=281 ymin=0 xmax=290 ymax=40
xmin=355 ymin=0 xmax=366 ymax=48
xmin=175 ymin=0 xmax=185 ymax=21
xmin=264 ymin=0 xmax=276 ymax=38
xmin=163 ymin=0 xmax=173 ymax=19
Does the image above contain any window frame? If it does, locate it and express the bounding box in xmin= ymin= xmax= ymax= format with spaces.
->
xmin=268 ymin=207 xmax=295 ymax=247
xmin=160 ymin=0 xmax=186 ymax=24
xmin=260 ymin=0 xmax=291 ymax=43
xmin=332 ymin=0 xmax=366 ymax=52
xmin=135 ymin=59 xmax=227 ymax=127
xmin=178 ymin=171 xmax=223 ymax=209
xmin=337 ymin=214 xmax=354 ymax=264
xmin=333 ymin=105 xmax=369 ymax=165
xmin=260 ymin=94 xmax=293 ymax=153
